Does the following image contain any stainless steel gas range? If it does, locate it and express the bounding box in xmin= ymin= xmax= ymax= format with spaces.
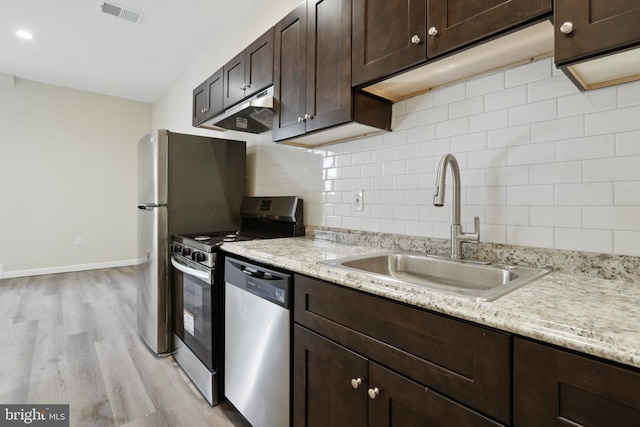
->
xmin=169 ymin=196 xmax=303 ymax=406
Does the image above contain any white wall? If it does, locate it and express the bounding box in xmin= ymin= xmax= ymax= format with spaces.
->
xmin=0 ymin=73 xmax=151 ymax=277
xmin=249 ymin=58 xmax=640 ymax=257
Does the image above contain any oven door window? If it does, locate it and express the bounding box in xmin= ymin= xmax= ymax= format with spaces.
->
xmin=174 ymin=268 xmax=213 ymax=370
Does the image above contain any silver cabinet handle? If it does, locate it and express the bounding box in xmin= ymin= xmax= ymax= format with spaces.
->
xmin=560 ymin=22 xmax=573 ymax=34
xmin=411 ymin=34 xmax=421 ymax=44
xmin=351 ymin=378 xmax=363 ymax=389
xmin=368 ymin=387 xmax=380 ymax=399
xmin=428 ymin=26 xmax=438 ymax=37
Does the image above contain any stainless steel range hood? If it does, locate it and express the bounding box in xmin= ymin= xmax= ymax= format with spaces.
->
xmin=198 ymin=86 xmax=274 ymax=134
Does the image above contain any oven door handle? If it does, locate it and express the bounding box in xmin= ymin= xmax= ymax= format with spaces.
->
xmin=171 ymin=257 xmax=211 ymax=283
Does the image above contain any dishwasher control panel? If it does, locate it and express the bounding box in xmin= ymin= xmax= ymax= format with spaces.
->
xmin=224 ymin=257 xmax=292 ymax=308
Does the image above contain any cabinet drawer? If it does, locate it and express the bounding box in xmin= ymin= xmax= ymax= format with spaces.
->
xmin=294 ymin=274 xmax=511 ymax=424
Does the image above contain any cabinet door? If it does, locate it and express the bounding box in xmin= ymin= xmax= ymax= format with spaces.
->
xmin=244 ymin=27 xmax=274 ymax=99
xmin=273 ymin=2 xmax=307 ymax=141
xmin=223 ymin=51 xmax=245 ymax=109
xmin=514 ymin=338 xmax=640 ymax=426
xmin=192 ymin=69 xmax=224 ymax=126
xmin=352 ymin=0 xmax=427 ymax=86
xmin=293 ymin=325 xmax=368 ymax=427
xmin=305 ymin=0 xmax=352 ymax=133
xmin=555 ymin=0 xmax=640 ymax=65
xmin=368 ymin=362 xmax=502 ymax=427
xmin=428 ymin=0 xmax=551 ymax=58
xmin=192 ymin=80 xmax=208 ymax=126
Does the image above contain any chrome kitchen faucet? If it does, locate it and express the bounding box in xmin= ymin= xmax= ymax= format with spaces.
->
xmin=433 ymin=153 xmax=480 ymax=259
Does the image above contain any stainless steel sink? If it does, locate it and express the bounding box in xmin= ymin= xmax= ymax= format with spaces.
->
xmin=319 ymin=251 xmax=549 ymax=301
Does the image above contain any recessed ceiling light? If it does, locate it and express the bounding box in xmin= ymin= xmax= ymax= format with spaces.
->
xmin=16 ymin=29 xmax=34 ymax=40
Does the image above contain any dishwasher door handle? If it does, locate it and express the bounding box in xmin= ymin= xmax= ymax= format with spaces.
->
xmin=241 ymin=266 xmax=273 ymax=279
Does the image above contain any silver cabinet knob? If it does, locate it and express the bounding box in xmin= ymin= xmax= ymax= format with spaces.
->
xmin=304 ymin=113 xmax=312 ymax=120
xmin=351 ymin=378 xmax=362 ymax=389
xmin=560 ymin=22 xmax=573 ymax=34
xmin=297 ymin=116 xmax=304 ymax=122
xmin=411 ymin=35 xmax=421 ymax=45
xmin=368 ymin=387 xmax=380 ymax=399
xmin=428 ymin=26 xmax=438 ymax=37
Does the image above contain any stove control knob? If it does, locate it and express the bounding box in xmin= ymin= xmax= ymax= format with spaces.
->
xmin=171 ymin=244 xmax=181 ymax=253
xmin=182 ymin=248 xmax=191 ymax=257
xmin=191 ymin=252 xmax=205 ymax=262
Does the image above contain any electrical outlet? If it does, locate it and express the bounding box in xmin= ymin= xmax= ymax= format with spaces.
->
xmin=75 ymin=237 xmax=83 ymax=246
xmin=354 ymin=190 xmax=364 ymax=211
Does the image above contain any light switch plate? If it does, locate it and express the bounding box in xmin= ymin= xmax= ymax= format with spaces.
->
xmin=354 ymin=190 xmax=364 ymax=211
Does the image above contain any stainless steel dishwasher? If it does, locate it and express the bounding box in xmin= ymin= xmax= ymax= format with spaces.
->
xmin=224 ymin=256 xmax=291 ymax=427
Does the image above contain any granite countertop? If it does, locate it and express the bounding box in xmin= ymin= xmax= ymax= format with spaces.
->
xmin=222 ymin=236 xmax=640 ymax=369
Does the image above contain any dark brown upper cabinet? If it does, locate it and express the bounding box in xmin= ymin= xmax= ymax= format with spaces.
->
xmin=223 ymin=27 xmax=274 ymax=109
xmin=352 ymin=0 xmax=552 ymax=93
xmin=273 ymin=0 xmax=391 ymax=146
xmin=352 ymin=0 xmax=427 ymax=87
xmin=428 ymin=0 xmax=551 ymax=58
xmin=192 ymin=69 xmax=223 ymax=126
xmin=514 ymin=337 xmax=640 ymax=426
xmin=555 ymin=0 xmax=640 ymax=90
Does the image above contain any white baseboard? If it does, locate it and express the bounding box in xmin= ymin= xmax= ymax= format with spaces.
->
xmin=1 ymin=258 xmax=141 ymax=279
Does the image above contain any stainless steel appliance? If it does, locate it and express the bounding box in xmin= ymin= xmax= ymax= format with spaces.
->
xmin=170 ymin=196 xmax=303 ymax=406
xmin=224 ymin=257 xmax=291 ymax=427
xmin=136 ymin=129 xmax=246 ymax=356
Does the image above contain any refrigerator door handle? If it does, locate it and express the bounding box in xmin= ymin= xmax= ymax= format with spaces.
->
xmin=137 ymin=203 xmax=166 ymax=210
xmin=171 ymin=257 xmax=211 ymax=283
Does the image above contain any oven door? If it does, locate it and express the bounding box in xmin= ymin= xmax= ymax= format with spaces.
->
xmin=171 ymin=256 xmax=214 ymax=370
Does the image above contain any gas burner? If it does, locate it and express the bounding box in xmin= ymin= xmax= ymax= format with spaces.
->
xmin=194 ymin=236 xmax=210 ymax=241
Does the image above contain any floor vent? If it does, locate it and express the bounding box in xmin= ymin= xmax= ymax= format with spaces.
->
xmin=99 ymin=1 xmax=143 ymax=24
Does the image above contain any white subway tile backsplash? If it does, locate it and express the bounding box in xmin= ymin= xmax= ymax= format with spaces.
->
xmin=436 ymin=117 xmax=469 ymax=138
xmin=585 ymin=105 xmax=640 ymax=136
xmin=433 ymin=83 xmax=466 ymax=106
xmin=486 ymin=165 xmax=529 ymax=186
xmin=505 ymin=58 xmax=552 ymax=87
xmin=528 ymin=75 xmax=578 ymax=102
xmin=616 ymin=130 xmax=640 ymax=156
xmin=556 ymin=134 xmax=614 ymax=161
xmin=614 ymin=230 xmax=640 ymax=256
xmin=506 ymin=225 xmax=554 ymax=248
xmin=449 ymin=96 xmax=484 ymax=119
xmin=485 ymin=205 xmax=529 ymax=226
xmin=469 ymin=109 xmax=509 ymax=132
xmin=485 ymin=85 xmax=527 ymax=112
xmin=466 ymin=72 xmax=504 ymax=97
xmin=583 ymin=156 xmax=640 ymax=182
xmin=557 ymin=86 xmax=617 ymax=117
xmin=509 ymin=99 xmax=556 ymax=126
xmin=555 ymin=182 xmax=613 ymax=206
xmin=617 ymin=80 xmax=640 ymax=107
xmin=584 ymin=206 xmax=640 ymax=231
xmin=614 ymin=181 xmax=640 ymax=205
xmin=530 ymin=206 xmax=582 ymax=227
xmin=250 ymin=58 xmax=640 ymax=257
xmin=507 ymin=184 xmax=554 ymax=206
xmin=530 ymin=161 xmax=582 ymax=184
xmin=555 ymin=228 xmax=613 ymax=253
xmin=531 ymin=116 xmax=584 ymax=143
xmin=508 ymin=141 xmax=556 ymax=166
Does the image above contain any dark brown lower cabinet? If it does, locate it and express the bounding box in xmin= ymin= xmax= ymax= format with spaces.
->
xmin=294 ymin=325 xmax=503 ymax=426
xmin=293 ymin=274 xmax=511 ymax=426
xmin=514 ymin=337 xmax=640 ymax=426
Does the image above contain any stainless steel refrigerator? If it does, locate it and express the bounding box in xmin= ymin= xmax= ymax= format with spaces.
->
xmin=136 ymin=129 xmax=246 ymax=355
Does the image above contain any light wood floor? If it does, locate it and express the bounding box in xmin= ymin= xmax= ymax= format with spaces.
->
xmin=0 ymin=266 xmax=252 ymax=427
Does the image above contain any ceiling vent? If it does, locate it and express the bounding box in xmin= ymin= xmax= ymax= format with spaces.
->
xmin=99 ymin=2 xmax=143 ymax=24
